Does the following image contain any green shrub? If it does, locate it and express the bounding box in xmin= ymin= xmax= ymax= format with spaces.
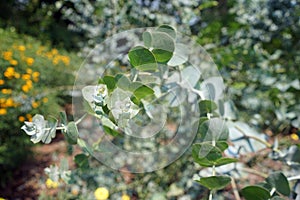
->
xmin=0 ymin=28 xmax=82 ymax=187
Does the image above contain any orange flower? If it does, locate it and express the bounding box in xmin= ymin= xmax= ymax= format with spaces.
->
xmin=0 ymin=80 xmax=5 ymax=85
xmin=31 ymin=101 xmax=39 ymax=108
xmin=26 ymin=113 xmax=32 ymax=120
xmin=1 ymin=89 xmax=12 ymax=94
xmin=22 ymin=84 xmax=30 ymax=93
xmin=18 ymin=116 xmax=25 ymax=122
xmin=0 ymin=108 xmax=7 ymax=115
xmin=5 ymin=98 xmax=14 ymax=107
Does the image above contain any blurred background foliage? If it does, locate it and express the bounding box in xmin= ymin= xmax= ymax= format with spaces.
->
xmin=0 ymin=0 xmax=299 ymax=199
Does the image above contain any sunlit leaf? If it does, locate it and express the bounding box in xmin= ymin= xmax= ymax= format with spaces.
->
xmin=133 ymin=85 xmax=155 ymax=100
xmin=128 ymin=46 xmax=157 ymax=71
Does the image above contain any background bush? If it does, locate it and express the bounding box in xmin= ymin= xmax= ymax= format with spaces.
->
xmin=0 ymin=28 xmax=82 ymax=187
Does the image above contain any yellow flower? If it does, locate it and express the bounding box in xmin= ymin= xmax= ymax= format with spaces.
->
xmin=18 ymin=116 xmax=25 ymax=122
xmin=3 ymin=51 xmax=12 ymax=60
xmin=22 ymin=74 xmax=31 ymax=80
xmin=94 ymin=187 xmax=109 ymax=200
xmin=51 ymin=49 xmax=58 ymax=55
xmin=26 ymin=80 xmax=33 ymax=87
xmin=0 ymin=197 xmax=6 ymax=200
xmin=61 ymin=56 xmax=70 ymax=65
xmin=0 ymin=108 xmax=7 ymax=115
xmin=32 ymin=71 xmax=40 ymax=78
xmin=4 ymin=67 xmax=15 ymax=78
xmin=53 ymin=56 xmax=60 ymax=65
xmin=18 ymin=45 xmax=26 ymax=51
xmin=0 ymin=80 xmax=4 ymax=85
xmin=291 ymin=133 xmax=299 ymax=141
xmin=9 ymin=59 xmax=18 ymax=66
xmin=122 ymin=194 xmax=131 ymax=200
xmin=14 ymin=72 xmax=20 ymax=79
xmin=45 ymin=178 xmax=59 ymax=189
xmin=42 ymin=97 xmax=48 ymax=103
xmin=26 ymin=57 xmax=34 ymax=66
xmin=26 ymin=68 xmax=33 ymax=74
xmin=1 ymin=89 xmax=12 ymax=94
xmin=22 ymin=84 xmax=30 ymax=93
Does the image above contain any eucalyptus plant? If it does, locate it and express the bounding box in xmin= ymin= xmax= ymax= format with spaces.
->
xmin=21 ymin=25 xmax=300 ymax=199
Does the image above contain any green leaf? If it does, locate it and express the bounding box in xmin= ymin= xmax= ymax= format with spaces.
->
xmin=115 ymin=74 xmax=131 ymax=91
xmin=214 ymin=157 xmax=238 ymax=166
xmin=103 ymin=125 xmax=120 ymax=137
xmin=192 ymin=143 xmax=221 ymax=167
xmin=198 ymin=118 xmax=229 ymax=142
xmin=266 ymin=172 xmax=290 ymax=196
xmin=42 ymin=116 xmax=58 ymax=144
xmin=143 ymin=31 xmax=152 ymax=48
xmin=151 ymin=32 xmax=175 ymax=53
xmin=199 ymin=100 xmax=218 ymax=115
xmin=167 ymin=43 xmax=189 ymax=66
xmin=77 ymin=138 xmax=93 ymax=155
xmin=102 ymin=75 xmax=116 ymax=91
xmin=156 ymin=25 xmax=176 ymax=39
xmin=66 ymin=122 xmax=79 ymax=144
xmin=133 ymin=85 xmax=154 ymax=100
xmin=181 ymin=66 xmax=201 ymax=87
xmin=59 ymin=111 xmax=67 ymax=127
xmin=152 ymin=48 xmax=173 ymax=63
xmin=74 ymin=154 xmax=89 ymax=169
xmin=128 ymin=46 xmax=157 ymax=71
xmin=196 ymin=176 xmax=231 ymax=190
xmin=215 ymin=141 xmax=229 ymax=151
xmin=241 ymin=186 xmax=271 ymax=200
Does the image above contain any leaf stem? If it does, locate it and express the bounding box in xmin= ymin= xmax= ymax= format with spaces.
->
xmin=75 ymin=113 xmax=87 ymax=125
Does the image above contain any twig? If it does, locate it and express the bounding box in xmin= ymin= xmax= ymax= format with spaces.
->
xmin=231 ymin=177 xmax=241 ymax=200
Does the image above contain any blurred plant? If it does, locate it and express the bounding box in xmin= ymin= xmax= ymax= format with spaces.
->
xmin=197 ymin=0 xmax=300 ymax=134
xmin=0 ymin=27 xmax=81 ymax=187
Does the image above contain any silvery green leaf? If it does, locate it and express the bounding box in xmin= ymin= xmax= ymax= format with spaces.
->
xmin=42 ymin=116 xmax=58 ymax=144
xmin=167 ymin=43 xmax=190 ymax=66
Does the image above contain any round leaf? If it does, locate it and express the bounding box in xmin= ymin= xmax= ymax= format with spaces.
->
xmin=266 ymin=172 xmax=290 ymax=196
xmin=66 ymin=122 xmax=79 ymax=144
xmin=143 ymin=31 xmax=152 ymax=48
xmin=156 ymin=25 xmax=176 ymax=39
xmin=128 ymin=46 xmax=157 ymax=71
